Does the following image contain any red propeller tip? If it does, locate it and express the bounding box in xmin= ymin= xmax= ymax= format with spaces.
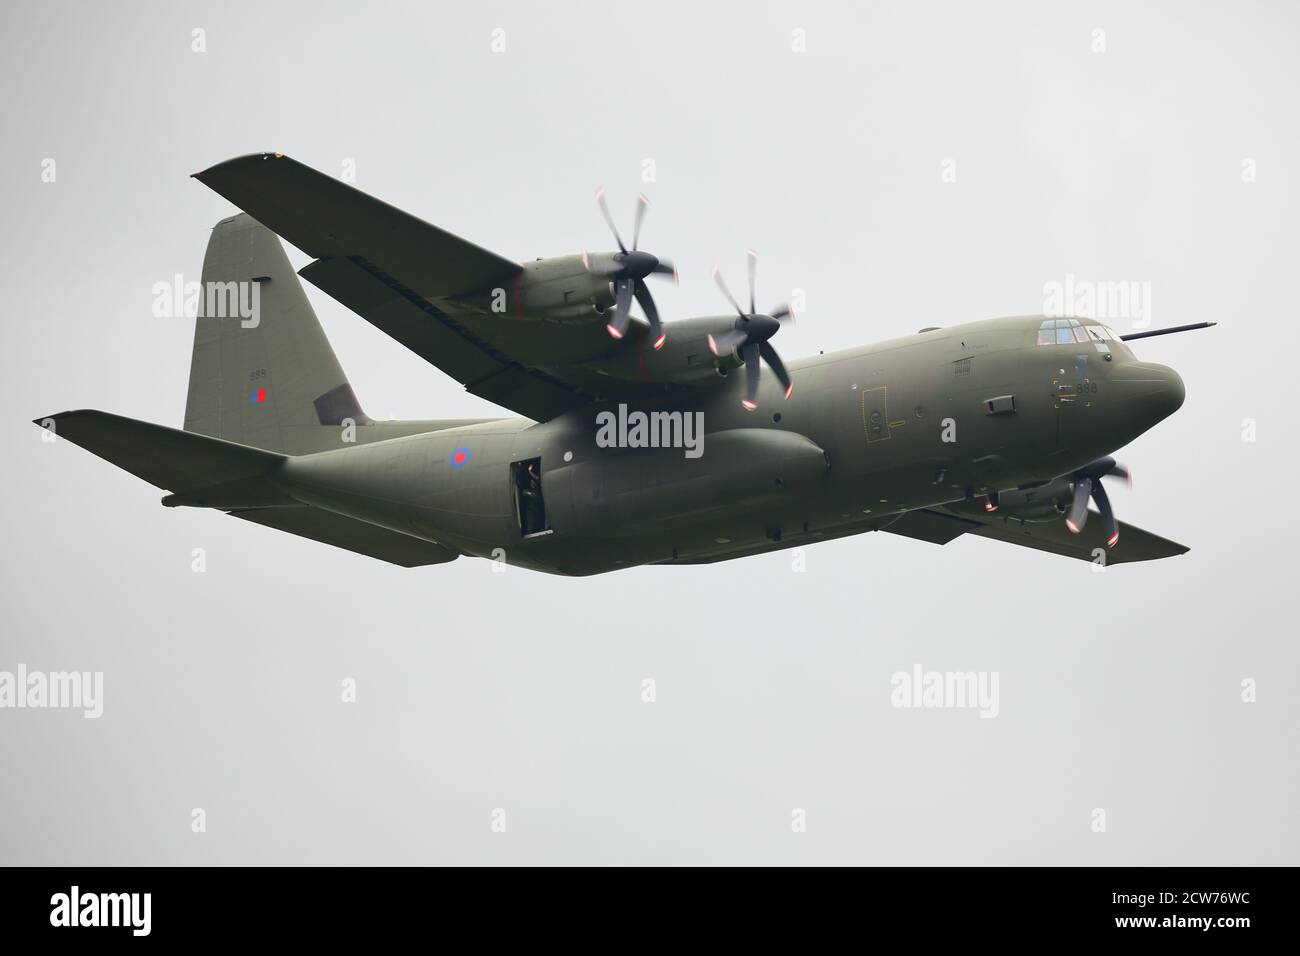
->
xmin=784 ymin=383 xmax=794 ymax=400
xmin=984 ymin=502 xmax=997 ymax=512
xmin=581 ymin=250 xmax=590 ymax=271
xmin=672 ymin=264 xmax=679 ymax=285
xmin=741 ymin=399 xmax=757 ymax=411
xmin=707 ymin=334 xmax=720 ymax=356
xmin=1107 ymin=532 xmax=1120 ymax=548
xmin=653 ymin=333 xmax=666 ymax=351
xmin=1065 ymin=519 xmax=1080 ymax=534
xmin=606 ymin=324 xmax=624 ymax=340
xmin=638 ymin=193 xmax=649 ymax=204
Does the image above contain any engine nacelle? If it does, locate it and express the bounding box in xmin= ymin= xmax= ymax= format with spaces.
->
xmin=950 ymin=478 xmax=1073 ymax=522
xmin=583 ymin=314 xmax=744 ymax=387
xmin=455 ymin=254 xmax=617 ymax=322
xmin=997 ymin=479 xmax=1074 ymax=521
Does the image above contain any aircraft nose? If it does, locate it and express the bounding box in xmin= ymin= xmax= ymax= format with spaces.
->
xmin=1113 ymin=362 xmax=1185 ymax=427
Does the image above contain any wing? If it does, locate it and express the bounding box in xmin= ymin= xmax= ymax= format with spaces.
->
xmin=194 ymin=153 xmax=597 ymax=421
xmin=193 ymin=153 xmax=520 ymax=298
xmin=884 ymin=507 xmax=1189 ymax=564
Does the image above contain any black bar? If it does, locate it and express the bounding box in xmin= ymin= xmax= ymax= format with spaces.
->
xmin=0 ymin=865 xmax=1280 ymax=942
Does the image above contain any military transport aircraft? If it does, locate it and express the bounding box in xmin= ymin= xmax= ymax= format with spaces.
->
xmin=36 ymin=153 xmax=1211 ymax=574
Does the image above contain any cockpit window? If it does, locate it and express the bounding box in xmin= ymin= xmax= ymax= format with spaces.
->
xmin=1037 ymin=318 xmax=1122 ymax=347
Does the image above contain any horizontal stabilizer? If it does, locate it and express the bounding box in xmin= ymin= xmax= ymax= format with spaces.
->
xmin=36 ymin=410 xmax=284 ymax=493
xmin=229 ymin=506 xmax=458 ymax=567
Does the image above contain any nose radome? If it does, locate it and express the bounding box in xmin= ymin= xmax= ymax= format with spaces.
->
xmin=1114 ymin=362 xmax=1185 ymax=425
xmin=1162 ymin=364 xmax=1186 ymax=414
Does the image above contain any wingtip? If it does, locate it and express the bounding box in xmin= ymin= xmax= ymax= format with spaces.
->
xmin=193 ymin=151 xmax=288 ymax=182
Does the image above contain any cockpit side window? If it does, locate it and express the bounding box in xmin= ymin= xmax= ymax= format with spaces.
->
xmin=1038 ymin=319 xmax=1125 ymax=351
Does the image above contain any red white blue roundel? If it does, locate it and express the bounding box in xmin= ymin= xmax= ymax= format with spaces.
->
xmin=449 ymin=447 xmax=472 ymax=469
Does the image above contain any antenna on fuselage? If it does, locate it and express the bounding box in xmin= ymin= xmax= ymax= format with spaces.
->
xmin=1118 ymin=321 xmax=1217 ymax=342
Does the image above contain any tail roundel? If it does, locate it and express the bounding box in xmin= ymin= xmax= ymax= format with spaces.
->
xmin=183 ymin=213 xmax=371 ymax=455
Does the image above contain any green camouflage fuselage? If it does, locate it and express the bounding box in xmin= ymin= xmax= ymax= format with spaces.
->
xmin=276 ymin=315 xmax=1183 ymax=575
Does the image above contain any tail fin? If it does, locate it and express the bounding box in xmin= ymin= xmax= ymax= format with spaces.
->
xmin=184 ymin=213 xmax=370 ymax=455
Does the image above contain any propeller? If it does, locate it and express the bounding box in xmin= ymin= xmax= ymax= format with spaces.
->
xmin=1064 ymin=456 xmax=1132 ymax=547
xmin=707 ymin=250 xmax=795 ymax=410
xmin=584 ymin=188 xmax=677 ymax=349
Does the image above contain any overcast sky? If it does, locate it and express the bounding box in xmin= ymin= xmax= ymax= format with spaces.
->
xmin=1 ymin=0 xmax=1296 ymax=864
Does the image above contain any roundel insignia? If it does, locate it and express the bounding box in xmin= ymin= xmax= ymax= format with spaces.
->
xmin=449 ymin=447 xmax=472 ymax=469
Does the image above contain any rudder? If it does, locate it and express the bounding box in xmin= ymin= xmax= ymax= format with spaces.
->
xmin=184 ymin=213 xmax=370 ymax=454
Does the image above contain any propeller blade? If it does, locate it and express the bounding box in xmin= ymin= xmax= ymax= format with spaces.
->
xmin=595 ymin=187 xmax=626 ymax=254
xmin=607 ymin=278 xmax=634 ymax=339
xmin=741 ymin=342 xmax=761 ymax=410
xmin=1092 ymin=480 xmax=1119 ymax=547
xmin=632 ymin=193 xmax=649 ymax=252
xmin=1106 ymin=462 xmax=1132 ymax=487
xmin=984 ymin=491 xmax=1000 ymax=513
xmin=632 ymin=281 xmax=665 ymax=350
xmin=1066 ymin=477 xmax=1092 ymax=533
xmin=746 ymin=248 xmax=758 ymax=315
xmin=759 ymin=341 xmax=793 ymax=400
xmin=708 ymin=328 xmax=749 ymax=356
xmin=652 ymin=259 xmax=677 ymax=283
xmin=712 ymin=266 xmax=747 ymax=318
xmin=770 ymin=302 xmax=794 ymax=323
